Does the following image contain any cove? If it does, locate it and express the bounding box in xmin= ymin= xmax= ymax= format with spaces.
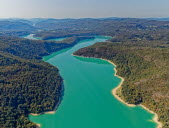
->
xmin=29 ymin=36 xmax=157 ymax=128
xmin=22 ymin=34 xmax=66 ymax=41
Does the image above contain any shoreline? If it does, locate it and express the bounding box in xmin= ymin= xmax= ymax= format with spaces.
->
xmin=103 ymin=58 xmax=163 ymax=128
xmin=30 ymin=99 xmax=61 ymax=128
xmin=31 ymin=54 xmax=162 ymax=128
xmin=73 ymin=54 xmax=162 ymax=128
xmin=36 ymin=123 xmax=41 ymax=128
xmin=30 ymin=90 xmax=63 ymax=116
xmin=30 ymin=82 xmax=64 ymax=128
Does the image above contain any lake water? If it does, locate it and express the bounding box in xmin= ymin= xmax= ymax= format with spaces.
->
xmin=29 ymin=36 xmax=156 ymax=128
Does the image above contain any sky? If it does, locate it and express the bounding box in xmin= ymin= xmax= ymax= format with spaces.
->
xmin=0 ymin=0 xmax=169 ymax=19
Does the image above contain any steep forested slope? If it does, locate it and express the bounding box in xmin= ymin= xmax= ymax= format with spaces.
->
xmin=0 ymin=53 xmax=62 ymax=128
xmin=74 ymin=42 xmax=169 ymax=128
xmin=0 ymin=35 xmax=93 ymax=128
xmin=0 ymin=36 xmax=94 ymax=59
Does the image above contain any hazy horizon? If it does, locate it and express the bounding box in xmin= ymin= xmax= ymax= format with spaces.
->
xmin=1 ymin=17 xmax=169 ymax=20
xmin=0 ymin=0 xmax=169 ymax=19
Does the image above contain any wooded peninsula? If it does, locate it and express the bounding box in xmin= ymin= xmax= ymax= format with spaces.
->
xmin=0 ymin=35 xmax=94 ymax=127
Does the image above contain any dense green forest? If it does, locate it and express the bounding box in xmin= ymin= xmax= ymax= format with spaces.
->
xmin=74 ymin=38 xmax=169 ymax=128
xmin=2 ymin=18 xmax=169 ymax=39
xmin=0 ymin=36 xmax=94 ymax=59
xmin=34 ymin=18 xmax=169 ymax=40
xmin=0 ymin=52 xmax=62 ymax=128
xmin=0 ymin=18 xmax=169 ymax=127
xmin=0 ymin=35 xmax=94 ymax=128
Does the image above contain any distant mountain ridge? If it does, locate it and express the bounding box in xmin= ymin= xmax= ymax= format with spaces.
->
xmin=0 ymin=21 xmax=35 ymax=31
xmin=0 ymin=17 xmax=169 ymax=33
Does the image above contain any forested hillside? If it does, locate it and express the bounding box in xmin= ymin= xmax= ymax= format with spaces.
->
xmin=0 ymin=21 xmax=35 ymax=31
xmin=1 ymin=18 xmax=169 ymax=128
xmin=74 ymin=41 xmax=169 ymax=128
xmin=0 ymin=36 xmax=94 ymax=59
xmin=0 ymin=52 xmax=62 ymax=128
xmin=0 ymin=35 xmax=94 ymax=128
xmin=34 ymin=18 xmax=169 ymax=40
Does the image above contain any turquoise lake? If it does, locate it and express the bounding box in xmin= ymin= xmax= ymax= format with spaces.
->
xmin=29 ymin=36 xmax=156 ymax=128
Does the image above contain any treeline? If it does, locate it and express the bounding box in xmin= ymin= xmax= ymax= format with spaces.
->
xmin=0 ymin=36 xmax=94 ymax=59
xmin=0 ymin=52 xmax=62 ymax=128
xmin=74 ymin=41 xmax=169 ymax=128
xmin=35 ymin=30 xmax=98 ymax=40
xmin=0 ymin=31 xmax=31 ymax=37
xmin=0 ymin=35 xmax=94 ymax=128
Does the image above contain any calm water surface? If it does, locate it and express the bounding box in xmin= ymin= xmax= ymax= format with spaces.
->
xmin=29 ymin=36 xmax=156 ymax=128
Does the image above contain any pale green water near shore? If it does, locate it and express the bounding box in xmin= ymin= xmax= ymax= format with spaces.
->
xmin=29 ymin=36 xmax=156 ymax=128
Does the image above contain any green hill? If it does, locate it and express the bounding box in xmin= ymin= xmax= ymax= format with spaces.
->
xmin=0 ymin=35 xmax=93 ymax=128
xmin=74 ymin=39 xmax=169 ymax=128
